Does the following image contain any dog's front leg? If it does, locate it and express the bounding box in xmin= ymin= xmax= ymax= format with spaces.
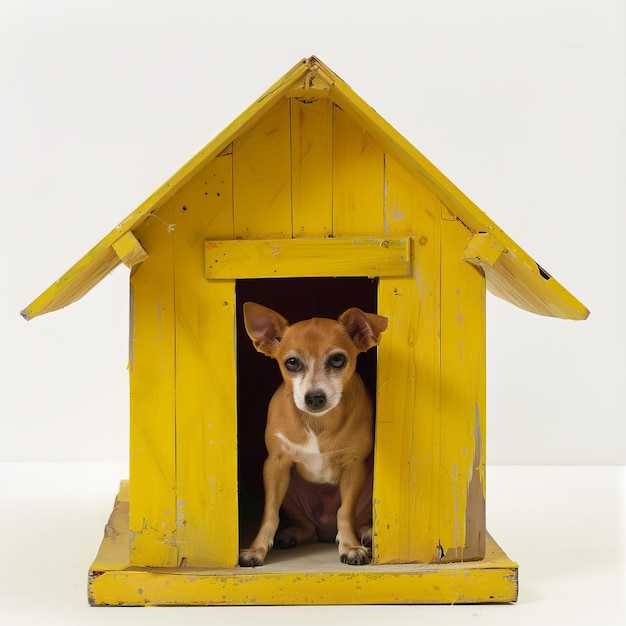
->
xmin=336 ymin=459 xmax=371 ymax=565
xmin=239 ymin=454 xmax=292 ymax=567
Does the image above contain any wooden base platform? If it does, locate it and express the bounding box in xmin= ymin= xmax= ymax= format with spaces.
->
xmin=89 ymin=481 xmax=518 ymax=606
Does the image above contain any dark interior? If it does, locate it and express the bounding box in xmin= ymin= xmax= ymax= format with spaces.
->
xmin=236 ymin=277 xmax=379 ymax=543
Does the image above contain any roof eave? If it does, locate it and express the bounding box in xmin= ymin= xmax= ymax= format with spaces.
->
xmin=22 ymin=56 xmax=589 ymax=322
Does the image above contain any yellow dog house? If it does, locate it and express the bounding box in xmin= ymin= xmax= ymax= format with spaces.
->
xmin=22 ymin=57 xmax=588 ymax=606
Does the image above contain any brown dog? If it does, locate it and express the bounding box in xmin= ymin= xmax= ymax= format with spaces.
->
xmin=239 ymin=302 xmax=388 ymax=567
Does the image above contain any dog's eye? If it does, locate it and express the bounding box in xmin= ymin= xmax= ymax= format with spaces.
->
xmin=328 ymin=353 xmax=347 ymax=369
xmin=284 ymin=357 xmax=302 ymax=372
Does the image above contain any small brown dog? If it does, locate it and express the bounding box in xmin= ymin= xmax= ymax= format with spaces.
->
xmin=239 ymin=302 xmax=388 ymax=567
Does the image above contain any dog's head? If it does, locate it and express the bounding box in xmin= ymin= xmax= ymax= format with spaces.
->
xmin=243 ymin=302 xmax=388 ymax=415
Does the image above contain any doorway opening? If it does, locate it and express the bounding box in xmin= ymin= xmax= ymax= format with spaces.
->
xmin=236 ymin=277 xmax=379 ymax=546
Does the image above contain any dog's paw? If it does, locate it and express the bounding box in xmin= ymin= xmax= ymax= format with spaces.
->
xmin=340 ymin=545 xmax=372 ymax=566
xmin=274 ymin=529 xmax=299 ymax=550
xmin=238 ymin=548 xmax=265 ymax=567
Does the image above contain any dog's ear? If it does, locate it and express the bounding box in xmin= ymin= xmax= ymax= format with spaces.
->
xmin=243 ymin=302 xmax=289 ymax=357
xmin=339 ymin=308 xmax=389 ymax=352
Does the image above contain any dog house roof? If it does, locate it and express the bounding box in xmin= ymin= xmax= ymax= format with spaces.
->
xmin=21 ymin=56 xmax=588 ymax=322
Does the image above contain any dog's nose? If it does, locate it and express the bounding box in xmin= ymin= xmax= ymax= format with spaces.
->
xmin=304 ymin=391 xmax=327 ymax=411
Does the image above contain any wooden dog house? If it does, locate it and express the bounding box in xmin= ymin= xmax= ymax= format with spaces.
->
xmin=22 ymin=56 xmax=588 ymax=606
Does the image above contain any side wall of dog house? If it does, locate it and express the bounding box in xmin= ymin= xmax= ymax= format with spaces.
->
xmin=128 ymin=200 xmax=178 ymax=568
xmin=375 ymin=156 xmax=486 ymax=564
xmin=129 ymin=149 xmax=239 ymax=568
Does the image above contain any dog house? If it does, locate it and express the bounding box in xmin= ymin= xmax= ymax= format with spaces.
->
xmin=22 ymin=57 xmax=588 ymax=606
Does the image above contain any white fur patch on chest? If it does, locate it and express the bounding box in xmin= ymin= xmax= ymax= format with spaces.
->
xmin=275 ymin=430 xmax=336 ymax=484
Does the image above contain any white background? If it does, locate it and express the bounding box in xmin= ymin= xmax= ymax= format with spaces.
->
xmin=0 ymin=1 xmax=624 ymax=623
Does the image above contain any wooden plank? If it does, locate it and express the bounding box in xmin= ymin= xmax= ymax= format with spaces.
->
xmin=112 ymin=230 xmax=149 ymax=267
xmin=467 ymin=248 xmax=587 ymax=319
xmin=89 ymin=480 xmax=519 ymax=606
xmin=21 ymin=245 xmax=121 ymax=319
xmin=205 ymin=237 xmax=409 ymax=279
xmin=462 ymin=231 xmax=582 ymax=318
xmin=173 ymin=153 xmax=239 ymax=567
xmin=332 ymin=104 xmax=384 ymax=236
xmin=290 ymin=98 xmax=333 ymax=237
xmin=439 ymin=215 xmax=487 ymax=562
xmin=175 ymin=281 xmax=239 ymax=567
xmin=463 ymin=231 xmax=504 ymax=267
xmin=377 ymin=161 xmax=487 ymax=564
xmin=233 ymin=98 xmax=292 ymax=239
xmin=128 ymin=204 xmax=178 ymax=567
xmin=375 ymin=156 xmax=442 ymax=564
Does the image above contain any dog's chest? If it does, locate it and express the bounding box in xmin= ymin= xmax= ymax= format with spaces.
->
xmin=275 ymin=430 xmax=337 ymax=484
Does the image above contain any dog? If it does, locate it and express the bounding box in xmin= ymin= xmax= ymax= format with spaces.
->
xmin=238 ymin=302 xmax=388 ymax=567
